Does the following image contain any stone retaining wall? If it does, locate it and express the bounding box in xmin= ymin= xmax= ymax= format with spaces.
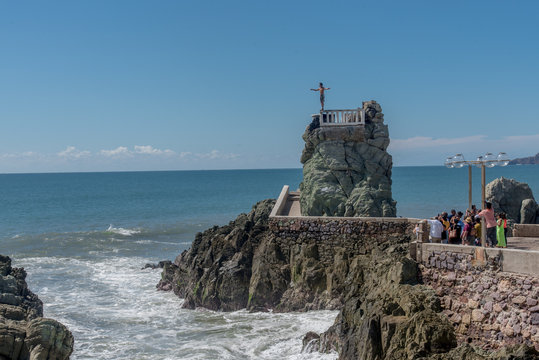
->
xmin=419 ymin=247 xmax=539 ymax=350
xmin=513 ymin=224 xmax=539 ymax=237
xmin=269 ymin=216 xmax=420 ymax=266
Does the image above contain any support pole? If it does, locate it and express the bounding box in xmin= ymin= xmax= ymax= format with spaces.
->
xmin=481 ymin=164 xmax=486 ymax=247
xmin=481 ymin=164 xmax=486 ymax=207
xmin=468 ymin=165 xmax=472 ymax=211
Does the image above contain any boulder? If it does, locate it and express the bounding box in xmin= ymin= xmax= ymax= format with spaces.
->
xmin=520 ymin=198 xmax=539 ymax=224
xmin=486 ymin=177 xmax=537 ymax=223
xmin=299 ymin=100 xmax=397 ymax=217
xmin=0 ymin=255 xmax=73 ymax=360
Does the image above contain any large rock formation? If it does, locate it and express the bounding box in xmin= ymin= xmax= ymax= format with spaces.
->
xmin=0 ymin=255 xmax=74 ymax=360
xmin=299 ymin=100 xmax=397 ymax=217
xmin=486 ymin=177 xmax=539 ymax=224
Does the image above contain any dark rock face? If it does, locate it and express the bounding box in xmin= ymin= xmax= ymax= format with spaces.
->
xmin=486 ymin=177 xmax=539 ymax=223
xmin=158 ymin=199 xmax=277 ymax=311
xmin=313 ymin=251 xmax=458 ymax=359
xmin=0 ymin=254 xmax=74 ymax=360
xmin=299 ymin=100 xmax=397 ymax=217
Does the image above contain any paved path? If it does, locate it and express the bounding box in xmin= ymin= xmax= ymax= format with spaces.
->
xmin=280 ymin=191 xmax=301 ymax=217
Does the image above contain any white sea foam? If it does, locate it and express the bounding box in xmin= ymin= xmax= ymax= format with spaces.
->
xmin=105 ymin=225 xmax=141 ymax=236
xmin=15 ymin=256 xmax=338 ymax=360
xmin=133 ymin=240 xmax=180 ymax=245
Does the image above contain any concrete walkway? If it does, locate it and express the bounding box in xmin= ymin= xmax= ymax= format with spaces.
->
xmin=280 ymin=191 xmax=301 ymax=217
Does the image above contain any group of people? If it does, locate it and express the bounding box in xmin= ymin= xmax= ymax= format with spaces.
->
xmin=424 ymin=202 xmax=508 ymax=248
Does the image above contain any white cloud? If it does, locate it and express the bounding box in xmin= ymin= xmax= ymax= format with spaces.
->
xmin=57 ymin=146 xmax=91 ymax=159
xmin=390 ymin=135 xmax=487 ymax=150
xmin=133 ymin=145 xmax=175 ymax=156
xmin=99 ymin=147 xmax=131 ymax=157
xmin=196 ymin=150 xmax=239 ymax=160
xmin=0 ymin=151 xmax=40 ymax=159
xmin=0 ymin=145 xmax=240 ymax=172
xmin=389 ymin=133 xmax=539 ymax=166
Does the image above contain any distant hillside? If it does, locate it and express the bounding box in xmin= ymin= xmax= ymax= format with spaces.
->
xmin=509 ymin=153 xmax=539 ymax=165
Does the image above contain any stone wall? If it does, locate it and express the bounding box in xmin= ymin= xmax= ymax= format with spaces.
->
xmin=269 ymin=216 xmax=420 ymax=266
xmin=419 ymin=247 xmax=539 ymax=351
xmin=513 ymin=224 xmax=539 ymax=237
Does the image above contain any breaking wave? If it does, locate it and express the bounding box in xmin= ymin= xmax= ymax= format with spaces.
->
xmin=15 ymin=256 xmax=338 ymax=360
xmin=105 ymin=225 xmax=142 ymax=236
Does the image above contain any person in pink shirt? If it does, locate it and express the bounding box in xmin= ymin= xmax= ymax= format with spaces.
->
xmin=477 ymin=202 xmax=497 ymax=247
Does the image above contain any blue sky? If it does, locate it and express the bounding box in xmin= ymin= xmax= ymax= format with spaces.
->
xmin=1 ymin=0 xmax=538 ymax=173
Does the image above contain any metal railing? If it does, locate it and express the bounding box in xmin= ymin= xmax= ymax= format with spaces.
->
xmin=320 ymin=108 xmax=365 ymax=126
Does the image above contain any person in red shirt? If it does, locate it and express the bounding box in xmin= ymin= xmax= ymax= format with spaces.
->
xmin=477 ymin=202 xmax=496 ymax=247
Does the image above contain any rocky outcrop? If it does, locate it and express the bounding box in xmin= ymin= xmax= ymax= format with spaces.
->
xmin=158 ymin=201 xmax=539 ymax=358
xmin=0 ymin=255 xmax=74 ymax=360
xmin=158 ymin=200 xmax=410 ymax=313
xmin=486 ymin=177 xmax=539 ymax=224
xmin=299 ymin=100 xmax=397 ymax=217
xmin=509 ymin=153 xmax=539 ymax=165
xmin=158 ymin=200 xmax=277 ymax=311
xmin=311 ymin=249 xmax=458 ymax=359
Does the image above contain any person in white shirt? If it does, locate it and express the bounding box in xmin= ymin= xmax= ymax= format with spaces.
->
xmin=427 ymin=217 xmax=443 ymax=243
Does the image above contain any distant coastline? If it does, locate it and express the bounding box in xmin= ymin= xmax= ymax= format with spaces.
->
xmin=509 ymin=153 xmax=539 ymax=165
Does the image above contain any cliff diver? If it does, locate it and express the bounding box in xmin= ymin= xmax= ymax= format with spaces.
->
xmin=310 ymin=82 xmax=331 ymax=111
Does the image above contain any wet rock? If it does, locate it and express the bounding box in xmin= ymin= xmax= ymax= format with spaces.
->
xmin=142 ymin=260 xmax=171 ymax=270
xmin=301 ymin=331 xmax=320 ymax=353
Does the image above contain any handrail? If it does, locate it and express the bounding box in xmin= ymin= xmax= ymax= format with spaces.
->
xmin=320 ymin=108 xmax=365 ymax=126
xmin=269 ymin=185 xmax=290 ymax=217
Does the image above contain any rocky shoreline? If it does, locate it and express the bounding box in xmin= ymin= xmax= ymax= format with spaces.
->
xmin=0 ymin=254 xmax=74 ymax=360
xmin=158 ymin=202 xmax=539 ymax=359
xmin=509 ymin=154 xmax=539 ymax=166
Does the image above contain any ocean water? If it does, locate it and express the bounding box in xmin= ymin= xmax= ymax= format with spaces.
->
xmin=1 ymin=166 xmax=539 ymax=359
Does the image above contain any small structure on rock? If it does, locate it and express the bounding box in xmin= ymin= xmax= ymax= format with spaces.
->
xmin=486 ymin=177 xmax=539 ymax=224
xmin=299 ymin=101 xmax=397 ymax=217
